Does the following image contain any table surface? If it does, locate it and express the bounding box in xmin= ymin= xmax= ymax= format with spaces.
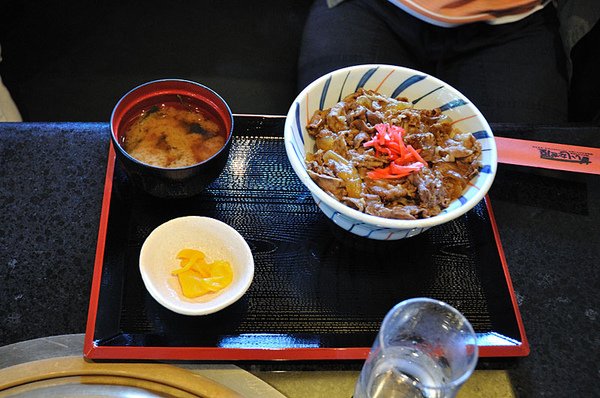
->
xmin=1 ymin=117 xmax=599 ymax=397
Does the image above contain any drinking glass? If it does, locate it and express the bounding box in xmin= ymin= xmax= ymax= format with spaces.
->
xmin=354 ymin=298 xmax=478 ymax=398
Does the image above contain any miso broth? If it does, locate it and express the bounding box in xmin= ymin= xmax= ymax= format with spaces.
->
xmin=121 ymin=103 xmax=227 ymax=168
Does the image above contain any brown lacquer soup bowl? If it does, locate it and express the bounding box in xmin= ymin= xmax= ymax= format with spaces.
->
xmin=110 ymin=79 xmax=234 ymax=198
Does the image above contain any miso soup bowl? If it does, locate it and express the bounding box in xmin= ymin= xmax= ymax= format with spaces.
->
xmin=110 ymin=79 xmax=234 ymax=198
xmin=284 ymin=64 xmax=497 ymax=240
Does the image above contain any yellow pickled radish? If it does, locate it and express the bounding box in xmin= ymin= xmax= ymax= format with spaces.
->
xmin=171 ymin=258 xmax=193 ymax=275
xmin=199 ymin=276 xmax=227 ymax=292
xmin=171 ymin=248 xmax=234 ymax=298
xmin=177 ymin=248 xmax=206 ymax=260
xmin=171 ymin=250 xmax=205 ymax=275
xmin=209 ymin=260 xmax=233 ymax=285
xmin=177 ymin=270 xmax=210 ymax=298
xmin=191 ymin=258 xmax=211 ymax=278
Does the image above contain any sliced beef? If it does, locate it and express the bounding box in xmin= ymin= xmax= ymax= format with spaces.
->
xmin=342 ymin=197 xmax=366 ymax=212
xmin=351 ymin=150 xmax=388 ymax=171
xmin=367 ymin=181 xmax=412 ymax=203
xmin=304 ymin=88 xmax=482 ymax=220
xmin=326 ymin=103 xmax=348 ymax=133
xmin=307 ymin=170 xmax=346 ymax=200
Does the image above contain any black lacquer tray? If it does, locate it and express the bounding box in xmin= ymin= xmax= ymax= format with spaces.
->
xmin=84 ymin=115 xmax=528 ymax=360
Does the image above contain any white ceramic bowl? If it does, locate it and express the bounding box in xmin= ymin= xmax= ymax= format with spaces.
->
xmin=139 ymin=216 xmax=254 ymax=315
xmin=284 ymin=64 xmax=497 ymax=240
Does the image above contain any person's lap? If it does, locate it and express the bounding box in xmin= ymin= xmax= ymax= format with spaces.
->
xmin=298 ymin=0 xmax=568 ymax=123
xmin=437 ymin=6 xmax=568 ymax=123
xmin=297 ymin=0 xmax=424 ymax=90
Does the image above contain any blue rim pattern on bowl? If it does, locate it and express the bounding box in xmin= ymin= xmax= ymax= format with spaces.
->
xmin=285 ymin=64 xmax=497 ymax=240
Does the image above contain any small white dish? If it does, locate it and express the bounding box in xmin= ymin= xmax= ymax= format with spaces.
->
xmin=139 ymin=216 xmax=254 ymax=316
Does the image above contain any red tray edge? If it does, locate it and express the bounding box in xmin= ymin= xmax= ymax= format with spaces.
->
xmin=484 ymin=197 xmax=530 ymax=358
xmin=84 ymin=144 xmax=116 ymax=358
xmin=84 ymin=141 xmax=530 ymax=361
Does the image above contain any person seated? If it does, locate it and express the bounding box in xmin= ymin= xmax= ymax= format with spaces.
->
xmin=297 ymin=0 xmax=597 ymax=124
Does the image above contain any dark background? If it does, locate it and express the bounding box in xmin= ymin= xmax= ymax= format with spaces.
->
xmin=1 ymin=1 xmax=598 ymax=123
xmin=0 ymin=0 xmax=311 ymax=121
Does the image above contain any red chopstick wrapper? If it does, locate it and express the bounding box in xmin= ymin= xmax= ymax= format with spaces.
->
xmin=495 ymin=137 xmax=600 ymax=175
